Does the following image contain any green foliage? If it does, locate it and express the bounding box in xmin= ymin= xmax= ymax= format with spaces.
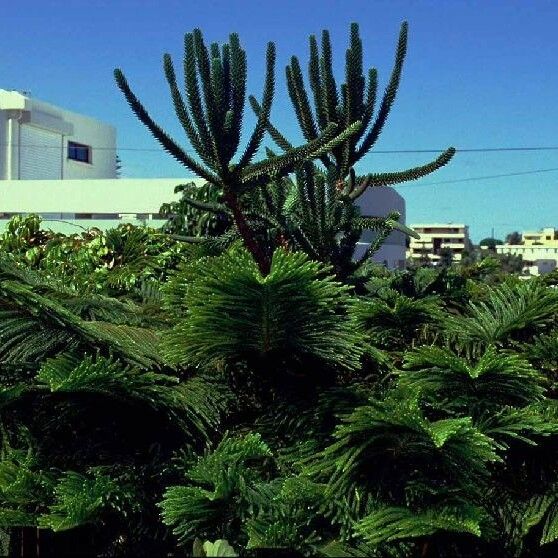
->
xmin=0 ymin=214 xmax=51 ymax=264
xmin=0 ymin=278 xmax=162 ymax=367
xmin=115 ymin=28 xmax=359 ymax=275
xmin=163 ymin=246 xmax=365 ymax=370
xmin=0 ymin=448 xmax=54 ymax=527
xmin=160 ymin=181 xmax=231 ymax=238
xmin=355 ymin=289 xmax=443 ymax=350
xmin=479 ymin=238 xmax=504 ymax=249
xmin=0 ymin=215 xmax=192 ymax=297
xmin=400 ymin=345 xmax=546 ymax=414
xmin=160 ymin=433 xmax=272 ymax=544
xmin=253 ymin=22 xmax=455 ymax=191
xmin=307 ymin=390 xmax=499 ymax=500
xmin=445 ymin=280 xmax=558 ymax=354
xmin=38 ymin=469 xmax=132 ymax=532
xmin=354 ymin=504 xmax=484 ymax=546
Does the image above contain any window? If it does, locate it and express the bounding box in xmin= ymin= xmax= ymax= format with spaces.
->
xmin=68 ymin=141 xmax=91 ymax=163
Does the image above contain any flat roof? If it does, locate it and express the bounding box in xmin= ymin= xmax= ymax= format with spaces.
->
xmin=0 ymin=89 xmax=115 ymax=130
xmin=410 ymin=223 xmax=467 ymax=228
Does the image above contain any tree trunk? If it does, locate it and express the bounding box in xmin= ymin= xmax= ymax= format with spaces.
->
xmin=223 ymin=189 xmax=271 ymax=275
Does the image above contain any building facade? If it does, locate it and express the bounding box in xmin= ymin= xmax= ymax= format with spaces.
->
xmin=406 ymin=223 xmax=471 ymax=264
xmin=355 ymin=187 xmax=407 ymax=270
xmin=496 ymin=227 xmax=558 ymax=276
xmin=0 ymin=91 xmax=408 ymax=269
xmin=0 ymin=89 xmax=116 ymax=180
xmin=522 ymin=227 xmax=558 ymax=246
xmin=0 ymin=178 xmax=182 ymax=232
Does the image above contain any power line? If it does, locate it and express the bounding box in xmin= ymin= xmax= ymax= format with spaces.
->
xmin=370 ymin=147 xmax=558 ymax=154
xmin=3 ymin=144 xmax=558 ymax=155
xmin=395 ymin=167 xmax=558 ymax=188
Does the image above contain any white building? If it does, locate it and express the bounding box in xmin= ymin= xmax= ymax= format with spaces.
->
xmin=0 ymin=178 xmax=408 ymax=270
xmin=407 ymin=223 xmax=471 ymax=264
xmin=496 ymin=227 xmax=558 ymax=276
xmin=522 ymin=227 xmax=558 ymax=246
xmin=0 ymin=178 xmax=182 ymax=232
xmin=355 ymin=187 xmax=407 ymax=270
xmin=0 ymin=89 xmax=116 ymax=180
xmin=495 ymin=245 xmax=558 ymax=276
xmin=0 ymin=91 xmax=408 ymax=268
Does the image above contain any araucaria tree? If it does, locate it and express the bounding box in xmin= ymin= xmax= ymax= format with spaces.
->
xmin=115 ymin=23 xmax=455 ymax=277
xmin=115 ymin=30 xmax=359 ymax=274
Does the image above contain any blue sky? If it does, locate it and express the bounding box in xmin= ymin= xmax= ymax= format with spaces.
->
xmin=2 ymin=0 xmax=557 ymax=241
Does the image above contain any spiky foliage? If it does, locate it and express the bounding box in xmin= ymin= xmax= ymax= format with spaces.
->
xmin=354 ymin=504 xmax=484 ymax=547
xmin=355 ymin=289 xmax=443 ymax=350
xmin=300 ymin=388 xmax=501 ymax=555
xmin=160 ymin=433 xmax=273 ymax=545
xmin=249 ymin=165 xmax=419 ymax=277
xmin=115 ymin=29 xmax=360 ymax=274
xmin=445 ymin=279 xmax=558 ymax=355
xmin=3 ymin=231 xmax=558 ymax=556
xmin=0 ymin=277 xmax=162 ymax=368
xmin=35 ymin=354 xmax=224 ymax=439
xmin=307 ymin=389 xmax=499 ymax=497
xmin=400 ymin=345 xmax=547 ymax=415
xmin=243 ymin=23 xmax=455 ymax=278
xmin=251 ymin=22 xmax=455 ymax=194
xmin=162 ymin=246 xmax=365 ymax=371
xmin=524 ymin=330 xmax=558 ymax=377
xmin=38 ymin=469 xmax=134 ymax=532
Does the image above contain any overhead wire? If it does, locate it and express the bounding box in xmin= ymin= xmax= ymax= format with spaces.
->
xmin=4 ymin=144 xmax=558 ymax=187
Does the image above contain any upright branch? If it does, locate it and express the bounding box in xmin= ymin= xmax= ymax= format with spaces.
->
xmin=115 ymin=29 xmax=359 ymax=275
xmin=251 ymin=22 xmax=456 ymax=197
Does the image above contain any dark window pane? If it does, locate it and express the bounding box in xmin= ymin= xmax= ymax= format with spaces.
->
xmin=68 ymin=142 xmax=91 ymax=163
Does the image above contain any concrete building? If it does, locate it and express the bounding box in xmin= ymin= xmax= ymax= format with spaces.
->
xmin=0 ymin=91 xmax=408 ymax=268
xmin=355 ymin=187 xmax=407 ymax=270
xmin=522 ymin=227 xmax=558 ymax=246
xmin=0 ymin=178 xmax=183 ymax=232
xmin=496 ymin=227 xmax=558 ymax=276
xmin=406 ymin=223 xmax=471 ymax=264
xmin=0 ymin=178 xmax=408 ymax=269
xmin=0 ymin=89 xmax=116 ymax=180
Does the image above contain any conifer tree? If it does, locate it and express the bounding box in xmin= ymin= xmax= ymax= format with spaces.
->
xmin=115 ymin=29 xmax=359 ymax=274
xmin=247 ymin=22 xmax=456 ymax=275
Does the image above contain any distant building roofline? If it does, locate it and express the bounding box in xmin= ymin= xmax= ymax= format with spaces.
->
xmin=410 ymin=223 xmax=468 ymax=228
xmin=0 ymin=88 xmax=115 ymax=131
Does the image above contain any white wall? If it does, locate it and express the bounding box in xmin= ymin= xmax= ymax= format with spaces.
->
xmin=497 ymin=244 xmax=558 ymax=276
xmin=0 ymin=179 xmax=407 ymax=271
xmin=60 ymin=108 xmax=116 ymax=179
xmin=0 ymin=178 xmax=193 ymax=215
xmin=0 ymin=111 xmax=7 ymax=179
xmin=355 ymin=187 xmax=406 ymax=269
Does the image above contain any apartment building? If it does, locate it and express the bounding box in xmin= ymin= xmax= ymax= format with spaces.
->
xmin=407 ymin=223 xmax=471 ymax=264
xmin=522 ymin=227 xmax=558 ymax=246
xmin=496 ymin=227 xmax=558 ymax=275
xmin=0 ymin=89 xmax=116 ymax=180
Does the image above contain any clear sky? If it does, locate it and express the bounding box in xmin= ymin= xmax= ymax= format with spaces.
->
xmin=2 ymin=0 xmax=557 ymax=241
